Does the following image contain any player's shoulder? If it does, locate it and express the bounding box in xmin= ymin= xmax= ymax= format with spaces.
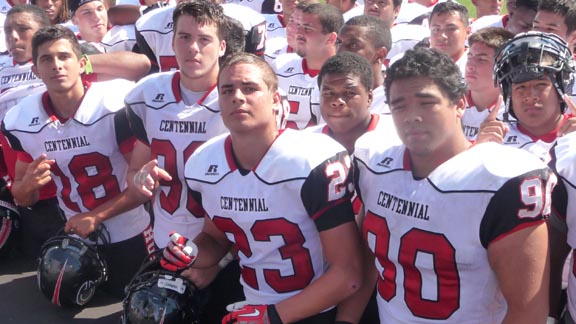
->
xmin=222 ymin=3 xmax=266 ymax=27
xmin=391 ymin=23 xmax=430 ymax=42
xmin=3 ymin=92 xmax=46 ymax=133
xmin=135 ymin=5 xmax=175 ymax=32
xmin=553 ymin=132 xmax=576 ymax=183
xmin=0 ymin=54 xmax=13 ymax=68
xmin=354 ymin=127 xmax=402 ymax=162
xmin=273 ymin=53 xmax=303 ymax=75
xmin=470 ymin=14 xmax=505 ymax=32
xmin=303 ymin=123 xmax=329 ymax=135
xmin=126 ymin=71 xmax=178 ymax=106
xmin=263 ymin=13 xmax=282 ymax=29
xmin=185 ymin=133 xmax=231 ymax=183
xmin=430 ymin=142 xmax=550 ymax=192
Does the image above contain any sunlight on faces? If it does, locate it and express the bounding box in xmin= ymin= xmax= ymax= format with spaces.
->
xmin=389 ymin=77 xmax=465 ymax=157
xmin=320 ymin=73 xmax=373 ymax=134
xmin=511 ymin=74 xmax=563 ymax=136
xmin=72 ymin=1 xmax=108 ymax=42
xmin=172 ymin=15 xmax=225 ymax=82
xmin=295 ymin=13 xmax=330 ymax=58
xmin=465 ymin=42 xmax=498 ymax=92
xmin=506 ymin=7 xmax=536 ymax=34
xmin=5 ymin=12 xmax=42 ymax=63
xmin=35 ymin=0 xmax=64 ymax=23
xmin=429 ymin=12 xmax=470 ymax=61
xmin=363 ymin=0 xmax=399 ymax=28
xmin=32 ymin=39 xmax=86 ymax=93
xmin=533 ymin=11 xmax=575 ymax=48
xmin=218 ymin=63 xmax=280 ymax=134
xmin=472 ymin=0 xmax=502 ymax=18
xmin=286 ymin=9 xmax=301 ymax=50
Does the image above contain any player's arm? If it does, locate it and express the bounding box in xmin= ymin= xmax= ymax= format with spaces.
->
xmin=488 ymin=223 xmax=549 ymax=323
xmin=483 ymin=169 xmax=555 ymax=323
xmin=89 ymin=51 xmax=151 ymax=82
xmin=192 ymin=215 xmax=233 ymax=269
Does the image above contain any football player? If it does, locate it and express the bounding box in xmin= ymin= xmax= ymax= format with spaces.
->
xmin=355 ymin=46 xmax=553 ymax=323
xmin=272 ymin=2 xmax=343 ymax=129
xmin=337 ymin=15 xmax=391 ymax=114
xmin=125 ymin=1 xmax=245 ymax=321
xmin=139 ymin=53 xmax=364 ymax=324
xmin=462 ymin=27 xmax=513 ymax=140
xmin=2 ymin=25 xmax=152 ymax=298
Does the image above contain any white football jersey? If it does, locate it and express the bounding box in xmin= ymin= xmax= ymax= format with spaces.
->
xmin=185 ymin=129 xmax=355 ymax=305
xmin=0 ymin=57 xmax=41 ymax=94
xmin=2 ymin=79 xmax=149 ymax=243
xmin=263 ymin=13 xmax=286 ymax=44
xmin=355 ymin=138 xmax=554 ymax=324
xmin=223 ymin=0 xmax=282 ymax=14
xmin=125 ymin=71 xmax=229 ymax=248
xmin=553 ymin=132 xmax=576 ymax=319
xmin=372 ymin=85 xmax=390 ymax=115
xmin=272 ymin=54 xmax=321 ymax=129
xmin=462 ymin=92 xmax=505 ymax=140
xmin=135 ymin=3 xmax=266 ymax=72
xmin=101 ymin=25 xmax=137 ymax=52
xmin=470 ymin=14 xmax=506 ymax=33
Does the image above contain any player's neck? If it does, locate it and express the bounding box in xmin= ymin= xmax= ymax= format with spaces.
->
xmin=469 ymin=89 xmax=499 ymax=111
xmin=48 ymin=80 xmax=86 ymax=120
xmin=305 ymin=49 xmax=336 ymax=70
xmin=180 ymin=69 xmax=218 ymax=92
xmin=409 ymin=133 xmax=471 ymax=178
xmin=519 ymin=114 xmax=564 ymax=138
xmin=450 ymin=49 xmax=466 ymax=63
xmin=229 ymin=126 xmax=278 ymax=170
xmin=331 ymin=115 xmax=372 ymax=154
xmin=372 ymin=65 xmax=384 ymax=89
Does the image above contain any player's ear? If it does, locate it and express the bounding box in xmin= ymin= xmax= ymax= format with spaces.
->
xmin=31 ymin=65 xmax=39 ymax=78
xmin=219 ymin=40 xmax=226 ymax=58
xmin=78 ymin=54 xmax=87 ymax=75
xmin=326 ymin=32 xmax=338 ymax=46
xmin=367 ymin=89 xmax=373 ymax=105
xmin=455 ymin=96 xmax=466 ymax=118
xmin=375 ymin=47 xmax=388 ymax=65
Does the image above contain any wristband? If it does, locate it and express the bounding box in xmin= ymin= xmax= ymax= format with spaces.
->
xmin=218 ymin=252 xmax=234 ymax=269
xmin=267 ymin=304 xmax=283 ymax=324
xmin=82 ymin=54 xmax=93 ymax=75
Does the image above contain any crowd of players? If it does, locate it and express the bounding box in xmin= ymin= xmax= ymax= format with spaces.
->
xmin=0 ymin=0 xmax=575 ymax=322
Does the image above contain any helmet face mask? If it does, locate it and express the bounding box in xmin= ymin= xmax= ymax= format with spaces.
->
xmin=494 ymin=31 xmax=576 ymax=120
xmin=0 ymin=200 xmax=20 ymax=259
xmin=37 ymin=229 xmax=109 ymax=308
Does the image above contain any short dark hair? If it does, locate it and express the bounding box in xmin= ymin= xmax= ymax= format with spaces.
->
xmin=537 ymin=0 xmax=576 ymax=34
xmin=6 ymin=5 xmax=51 ymax=28
xmin=300 ymin=3 xmax=344 ymax=35
xmin=344 ymin=15 xmax=392 ymax=51
xmin=430 ymin=1 xmax=469 ymax=27
xmin=385 ymin=47 xmax=466 ymax=103
xmin=220 ymin=16 xmax=245 ymax=65
xmin=468 ymin=27 xmax=515 ymax=53
xmin=218 ymin=53 xmax=278 ymax=93
xmin=32 ymin=25 xmax=82 ymax=65
xmin=172 ymin=0 xmax=226 ymax=41
xmin=318 ymin=52 xmax=373 ymax=92
xmin=515 ymin=0 xmax=539 ymax=12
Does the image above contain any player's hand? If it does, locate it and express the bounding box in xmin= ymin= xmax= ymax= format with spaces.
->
xmin=476 ymin=96 xmax=509 ymax=144
xmin=160 ymin=232 xmax=198 ymax=271
xmin=180 ymin=264 xmax=221 ymax=289
xmin=558 ymin=94 xmax=576 ymax=137
xmin=221 ymin=304 xmax=282 ymax=324
xmin=22 ymin=154 xmax=55 ymax=190
xmin=65 ymin=212 xmax=101 ymax=239
xmin=133 ymin=159 xmax=172 ymax=197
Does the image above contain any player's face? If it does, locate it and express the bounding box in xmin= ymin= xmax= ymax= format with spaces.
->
xmin=296 ymin=13 xmax=331 ymax=58
xmin=173 ymin=16 xmax=225 ymax=84
xmin=533 ymin=11 xmax=573 ymax=44
xmin=281 ymin=0 xmax=298 ymax=15
xmin=506 ymin=7 xmax=536 ymax=34
xmin=5 ymin=12 xmax=42 ymax=63
xmin=363 ymin=0 xmax=399 ymax=28
xmin=219 ymin=63 xmax=280 ymax=133
xmin=320 ymin=73 xmax=373 ymax=135
xmin=429 ymin=12 xmax=470 ymax=61
xmin=465 ymin=42 xmax=497 ymax=92
xmin=389 ymin=77 xmax=465 ymax=157
xmin=72 ymin=1 xmax=108 ymax=43
xmin=472 ymin=0 xmax=502 ymax=18
xmin=32 ymin=39 xmax=85 ymax=93
xmin=337 ymin=25 xmax=379 ymax=63
xmin=511 ymin=75 xmax=563 ymax=136
xmin=35 ymin=0 xmax=64 ymax=23
xmin=286 ymin=9 xmax=301 ymax=50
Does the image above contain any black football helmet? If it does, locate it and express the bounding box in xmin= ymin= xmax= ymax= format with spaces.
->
xmin=122 ymin=252 xmax=201 ymax=324
xmin=0 ymin=197 xmax=20 ymax=259
xmin=494 ymin=31 xmax=575 ymax=120
xmin=37 ymin=226 xmax=109 ymax=307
